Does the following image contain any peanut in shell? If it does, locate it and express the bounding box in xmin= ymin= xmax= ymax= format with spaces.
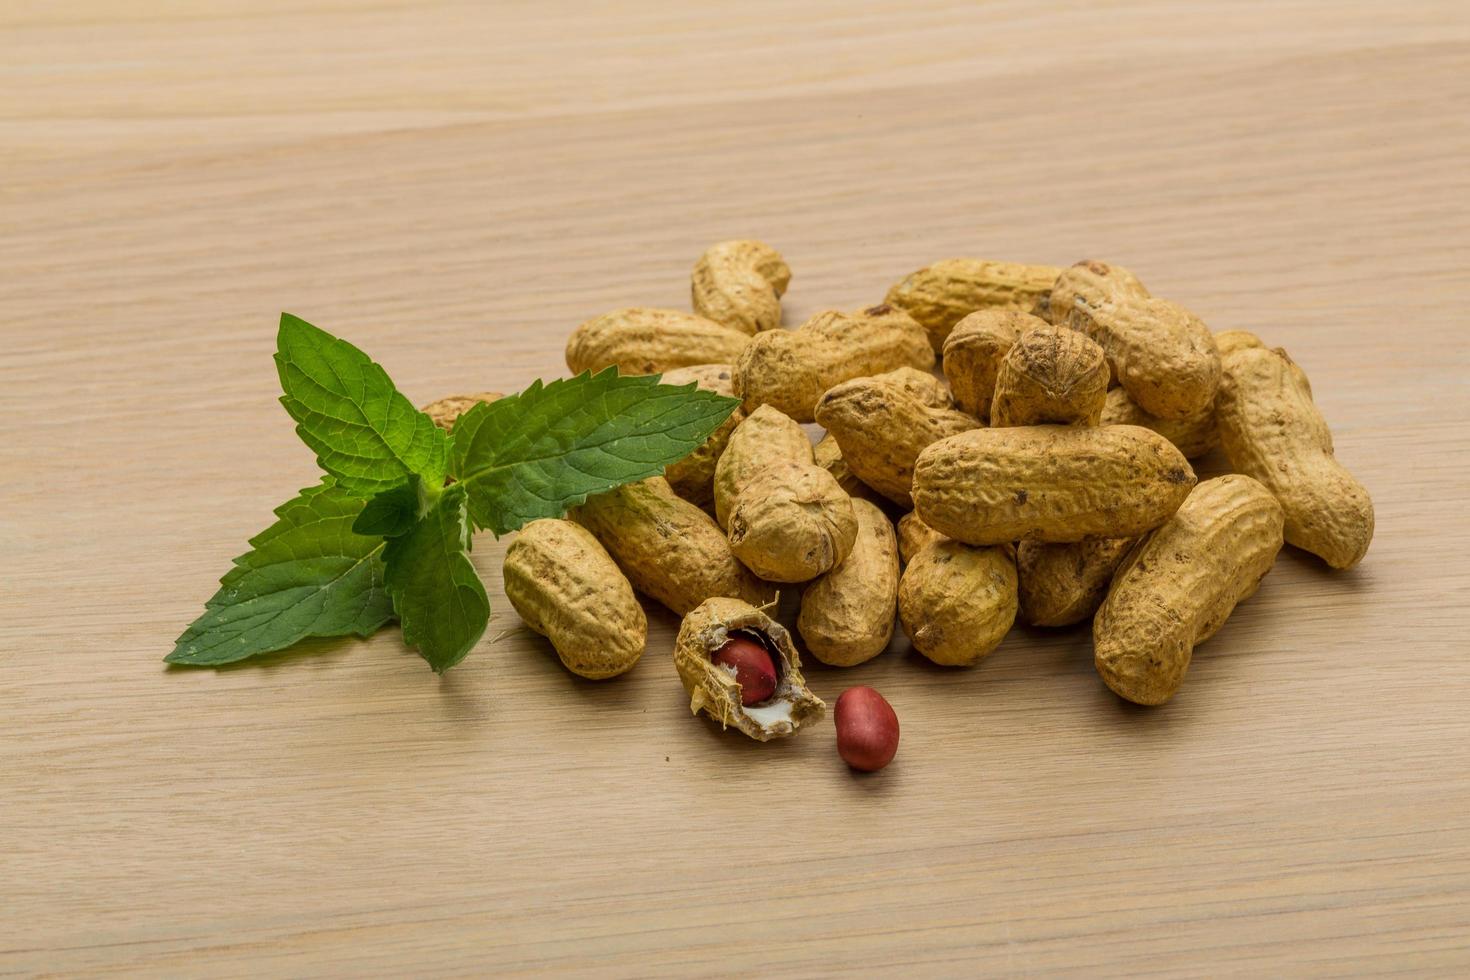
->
xmin=420 ymin=392 xmax=504 ymax=430
xmin=733 ymin=304 xmax=933 ymax=422
xmin=1215 ymin=345 xmax=1373 ymax=569
xmin=884 ymin=258 xmax=1061 ymax=352
xmin=1016 ymin=537 xmax=1134 ymax=628
xmin=503 ymin=520 xmax=646 ymax=679
xmin=660 ymin=364 xmax=744 ymax=510
xmin=941 ymin=309 xmax=1041 ymax=421
xmin=1094 ymin=475 xmax=1285 ymax=705
xmin=1100 ymin=387 xmax=1218 ymax=460
xmin=798 ymin=499 xmax=900 ymax=667
xmin=912 ymin=424 xmax=1196 ymax=545
xmin=691 ymin=239 xmax=791 ymax=334
xmin=674 ymin=597 xmax=825 ymax=741
xmin=712 ymin=403 xmax=816 ymax=528
xmin=989 ymin=324 xmax=1109 ymax=428
xmin=570 ymin=477 xmax=769 ymax=615
xmin=727 ymin=461 xmax=857 ymax=583
xmin=565 ymin=308 xmax=751 ymax=376
xmin=898 ymin=539 xmax=1018 ymax=666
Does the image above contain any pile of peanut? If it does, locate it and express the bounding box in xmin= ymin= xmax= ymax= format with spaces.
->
xmin=439 ymin=243 xmax=1375 ymax=769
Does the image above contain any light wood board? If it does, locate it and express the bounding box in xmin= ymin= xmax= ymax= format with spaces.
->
xmin=3 ymin=1 xmax=1469 ymax=975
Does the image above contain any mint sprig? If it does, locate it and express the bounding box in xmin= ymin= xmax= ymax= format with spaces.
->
xmin=170 ymin=313 xmax=739 ymax=673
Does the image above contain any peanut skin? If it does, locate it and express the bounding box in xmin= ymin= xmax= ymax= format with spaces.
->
xmin=913 ymin=425 xmax=1196 ymax=545
xmin=885 ymin=258 xmax=1061 ymax=352
xmin=989 ymin=324 xmax=1109 ymax=427
xmin=941 ymin=310 xmax=1040 ymax=421
xmin=815 ymin=374 xmax=977 ymax=507
xmin=733 ymin=305 xmax=933 ymax=422
xmin=898 ymin=539 xmax=1018 ymax=666
xmin=691 ymin=239 xmax=791 ymax=334
xmin=566 ymin=308 xmax=751 ymax=376
xmin=798 ymin=499 xmax=900 ymax=667
xmin=1094 ymin=475 xmax=1284 ymax=705
xmin=660 ymin=364 xmax=744 ymax=510
xmin=1215 ymin=345 xmax=1373 ymax=569
xmin=570 ymin=477 xmax=769 ymax=615
xmin=503 ymin=519 xmax=646 ymax=679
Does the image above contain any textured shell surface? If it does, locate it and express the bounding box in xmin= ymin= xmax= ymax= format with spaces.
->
xmin=1216 ymin=346 xmax=1373 ymax=568
xmin=884 ymin=258 xmax=1062 ymax=351
xmin=565 ymin=307 xmax=751 ymax=376
xmin=732 ymin=305 xmax=934 ymax=422
xmin=660 ymin=364 xmax=743 ymax=509
xmin=896 ymin=511 xmax=947 ymax=567
xmin=1100 ymin=387 xmax=1218 ymax=460
xmin=570 ymin=477 xmax=770 ymax=614
xmin=727 ymin=461 xmax=858 ymax=583
xmin=989 ymin=324 xmax=1109 ymax=427
xmin=798 ymin=499 xmax=900 ymax=667
xmin=1016 ymin=537 xmax=1134 ymax=628
xmin=712 ymin=403 xmax=814 ymax=528
xmin=897 ymin=540 xmax=1017 ymax=666
xmin=691 ymin=239 xmax=791 ymax=335
xmin=420 ymin=392 xmax=504 ymax=430
xmin=503 ymin=519 xmax=647 ymax=679
xmin=813 ymin=433 xmax=883 ymax=503
xmin=1047 ymin=260 xmax=1151 ymax=329
xmin=941 ymin=309 xmax=1043 ymax=420
xmin=912 ymin=424 xmax=1196 ymax=545
xmin=815 ymin=375 xmax=978 ymax=507
xmin=1094 ymin=475 xmax=1285 ymax=705
xmin=674 ymin=597 xmax=825 ymax=741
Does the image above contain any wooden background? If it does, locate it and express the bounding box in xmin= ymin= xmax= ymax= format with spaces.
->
xmin=4 ymin=2 xmax=1469 ymax=975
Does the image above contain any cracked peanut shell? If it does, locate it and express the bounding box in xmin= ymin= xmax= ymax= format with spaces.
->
xmin=798 ymin=499 xmax=900 ymax=667
xmin=675 ymin=597 xmax=825 ymax=740
xmin=691 ymin=239 xmax=791 ymax=334
xmin=503 ymin=519 xmax=646 ymax=679
xmin=1094 ymin=475 xmax=1284 ymax=705
xmin=912 ymin=424 xmax=1196 ymax=545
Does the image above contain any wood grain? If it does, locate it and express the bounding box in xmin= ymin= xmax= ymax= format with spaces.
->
xmin=3 ymin=1 xmax=1469 ymax=975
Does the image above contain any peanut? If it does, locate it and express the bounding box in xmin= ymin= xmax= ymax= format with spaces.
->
xmin=1094 ymin=475 xmax=1285 ymax=704
xmin=813 ymin=433 xmax=882 ymax=503
xmin=729 ymin=461 xmax=858 ymax=583
xmin=733 ymin=304 xmax=933 ymax=422
xmin=691 ymin=239 xmax=791 ymax=334
xmin=570 ymin=476 xmax=769 ymax=615
xmin=1215 ymin=329 xmax=1312 ymax=394
xmin=1100 ymin=387 xmax=1218 ymax=460
xmin=814 ymin=374 xmax=977 ymax=507
xmin=941 ymin=310 xmax=1040 ymax=421
xmin=712 ymin=403 xmax=818 ymax=528
xmin=565 ymin=308 xmax=750 ymax=376
xmin=913 ymin=425 xmax=1196 ymax=545
xmin=1050 ymin=261 xmax=1220 ymax=419
xmin=896 ymin=511 xmax=947 ymax=567
xmin=674 ymin=596 xmax=825 ymax=740
xmin=798 ymin=498 xmax=900 ymax=667
xmin=989 ymin=324 xmax=1109 ymax=427
xmin=885 ymin=258 xmax=1061 ymax=352
xmin=1216 ymin=344 xmax=1373 ymax=568
xmin=711 ymin=634 xmax=778 ymax=705
xmin=834 ymin=686 xmax=899 ymax=772
xmin=420 ymin=392 xmax=503 ymax=430
xmin=503 ymin=519 xmax=646 ymax=679
xmin=1016 ymin=538 xmax=1134 ymax=627
xmin=659 ymin=364 xmax=744 ymax=510
xmin=898 ymin=538 xmax=1018 ymax=666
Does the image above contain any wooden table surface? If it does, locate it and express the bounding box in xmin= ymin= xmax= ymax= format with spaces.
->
xmin=4 ymin=2 xmax=1469 ymax=975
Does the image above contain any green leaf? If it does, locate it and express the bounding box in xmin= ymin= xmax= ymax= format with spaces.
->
xmin=352 ymin=476 xmax=428 ymax=538
xmin=449 ymin=368 xmax=740 ymax=535
xmin=275 ymin=313 xmax=449 ymax=497
xmin=383 ymin=484 xmax=489 ymax=673
xmin=167 ymin=483 xmax=394 ymax=666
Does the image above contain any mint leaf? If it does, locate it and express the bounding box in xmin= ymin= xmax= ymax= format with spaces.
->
xmin=275 ymin=313 xmax=448 ymax=497
xmin=449 ymin=369 xmax=740 ymax=535
xmin=167 ymin=483 xmax=394 ymax=666
xmin=352 ymin=476 xmax=427 ymax=538
xmin=383 ymin=484 xmax=488 ymax=673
